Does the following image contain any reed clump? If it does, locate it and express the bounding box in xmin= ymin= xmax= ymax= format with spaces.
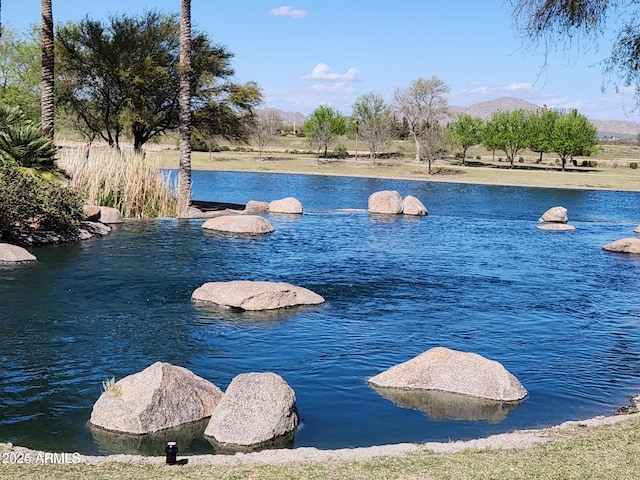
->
xmin=58 ymin=147 xmax=179 ymax=218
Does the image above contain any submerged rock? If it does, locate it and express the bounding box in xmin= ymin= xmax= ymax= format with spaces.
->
xmin=368 ymin=346 xmax=527 ymax=402
xmin=205 ymin=372 xmax=299 ymax=447
xmin=371 ymin=386 xmax=522 ymax=422
xmin=90 ymin=362 xmax=222 ymax=434
xmin=202 ymin=215 xmax=275 ymax=235
xmin=0 ymin=243 xmax=36 ymax=263
xmin=603 ymin=238 xmax=640 ymax=254
xmin=536 ymin=223 xmax=576 ymax=231
xmin=192 ymin=280 xmax=325 ymax=311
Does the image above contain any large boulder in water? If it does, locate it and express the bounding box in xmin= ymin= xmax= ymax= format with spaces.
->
xmin=403 ymin=195 xmax=428 ymax=216
xmin=202 ymin=215 xmax=275 ymax=235
xmin=603 ymin=238 xmax=640 ymax=254
xmin=0 ymin=243 xmax=36 ymax=263
xmin=368 ymin=190 xmax=404 ymax=214
xmin=269 ymin=197 xmax=303 ymax=214
xmin=368 ymin=347 xmax=527 ymax=402
xmin=192 ymin=280 xmax=325 ymax=311
xmin=98 ymin=207 xmax=124 ymax=224
xmin=89 ymin=362 xmax=222 ymax=434
xmin=204 ymin=372 xmax=299 ymax=447
xmin=538 ymin=206 xmax=568 ymax=223
xmin=244 ymin=200 xmax=270 ymax=214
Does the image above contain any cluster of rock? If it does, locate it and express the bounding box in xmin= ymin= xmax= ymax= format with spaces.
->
xmin=197 ymin=197 xmax=304 ymax=235
xmin=536 ymin=205 xmax=640 ymax=255
xmin=90 ymin=362 xmax=299 ymax=448
xmin=192 ymin=280 xmax=325 ymax=311
xmin=368 ymin=190 xmax=428 ymax=216
xmin=536 ymin=206 xmax=576 ymax=231
xmin=601 ymin=218 xmax=640 ymax=254
xmin=0 ymin=205 xmax=121 ymax=262
xmin=90 ymin=347 xmax=527 ymax=449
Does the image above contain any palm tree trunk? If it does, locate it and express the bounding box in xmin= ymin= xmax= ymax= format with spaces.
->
xmin=41 ymin=0 xmax=54 ymax=140
xmin=177 ymin=0 xmax=192 ymax=217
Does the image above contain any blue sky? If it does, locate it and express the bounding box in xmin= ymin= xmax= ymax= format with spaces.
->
xmin=3 ymin=1 xmax=637 ymax=121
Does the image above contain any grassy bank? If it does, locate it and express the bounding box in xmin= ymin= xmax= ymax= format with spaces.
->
xmin=1 ymin=415 xmax=639 ymax=479
xmin=156 ymin=142 xmax=640 ymax=192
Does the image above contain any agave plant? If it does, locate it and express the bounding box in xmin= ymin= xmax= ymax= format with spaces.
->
xmin=0 ymin=104 xmax=60 ymax=175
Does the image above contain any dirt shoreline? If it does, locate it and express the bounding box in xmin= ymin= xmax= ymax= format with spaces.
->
xmin=2 ymin=412 xmax=639 ymax=466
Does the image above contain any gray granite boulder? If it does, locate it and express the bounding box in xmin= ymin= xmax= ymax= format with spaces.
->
xmin=603 ymin=238 xmax=640 ymax=254
xmin=403 ymin=195 xmax=428 ymax=216
xmin=368 ymin=190 xmax=404 ymax=214
xmin=244 ymin=200 xmax=270 ymax=214
xmin=368 ymin=347 xmax=527 ymax=402
xmin=202 ymin=215 xmax=275 ymax=235
xmin=269 ymin=197 xmax=303 ymax=214
xmin=98 ymin=207 xmax=124 ymax=224
xmin=83 ymin=205 xmax=101 ymax=221
xmin=536 ymin=223 xmax=576 ymax=231
xmin=0 ymin=243 xmax=36 ymax=263
xmin=90 ymin=362 xmax=222 ymax=434
xmin=192 ymin=280 xmax=325 ymax=311
xmin=204 ymin=372 xmax=299 ymax=447
xmin=538 ymin=206 xmax=568 ymax=223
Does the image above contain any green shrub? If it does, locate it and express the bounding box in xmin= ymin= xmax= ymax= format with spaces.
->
xmin=630 ymin=162 xmax=638 ymax=169
xmin=476 ymin=155 xmax=481 ymax=160
xmin=518 ymin=157 xmax=524 ymax=163
xmin=0 ymin=161 xmax=84 ymax=240
xmin=333 ymin=143 xmax=348 ymax=158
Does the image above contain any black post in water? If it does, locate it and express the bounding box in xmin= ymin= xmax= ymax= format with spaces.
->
xmin=165 ymin=441 xmax=178 ymax=465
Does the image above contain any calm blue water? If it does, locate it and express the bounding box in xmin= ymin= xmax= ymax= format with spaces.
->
xmin=1 ymin=171 xmax=640 ymax=456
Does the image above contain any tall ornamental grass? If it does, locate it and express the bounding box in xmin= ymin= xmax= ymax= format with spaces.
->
xmin=58 ymin=147 xmax=180 ymax=218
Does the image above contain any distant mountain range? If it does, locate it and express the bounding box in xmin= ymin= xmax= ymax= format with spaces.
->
xmin=264 ymin=97 xmax=640 ymax=138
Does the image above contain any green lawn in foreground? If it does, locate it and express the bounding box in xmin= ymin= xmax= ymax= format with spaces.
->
xmin=1 ymin=417 xmax=639 ymax=479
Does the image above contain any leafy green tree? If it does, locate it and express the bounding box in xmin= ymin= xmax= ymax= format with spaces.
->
xmin=351 ymin=93 xmax=394 ymax=165
xmin=419 ymin=121 xmax=453 ymax=174
xmin=550 ymin=109 xmax=598 ymax=171
xmin=56 ymin=10 xmax=259 ymax=153
xmin=0 ymin=27 xmax=41 ymax=122
xmin=450 ymin=113 xmax=484 ymax=165
xmin=482 ymin=109 xmax=530 ymax=168
xmin=302 ymin=105 xmax=346 ymax=164
xmin=394 ymin=76 xmax=450 ymax=162
xmin=528 ymin=108 xmax=559 ymax=163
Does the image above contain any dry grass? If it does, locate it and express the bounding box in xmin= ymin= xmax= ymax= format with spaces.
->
xmin=58 ymin=147 xmax=179 ymax=218
xmin=1 ymin=416 xmax=638 ymax=479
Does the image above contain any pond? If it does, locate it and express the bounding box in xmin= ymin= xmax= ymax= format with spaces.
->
xmin=1 ymin=171 xmax=640 ymax=456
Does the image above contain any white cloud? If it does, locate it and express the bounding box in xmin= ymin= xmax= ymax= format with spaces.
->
xmin=308 ymin=82 xmax=357 ymax=94
xmin=502 ymin=82 xmax=535 ymax=91
xmin=268 ymin=6 xmax=308 ymax=18
xmin=302 ymin=63 xmax=359 ymax=81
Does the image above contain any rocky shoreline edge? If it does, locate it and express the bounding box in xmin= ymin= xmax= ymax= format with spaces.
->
xmin=2 ymin=412 xmax=639 ymax=467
